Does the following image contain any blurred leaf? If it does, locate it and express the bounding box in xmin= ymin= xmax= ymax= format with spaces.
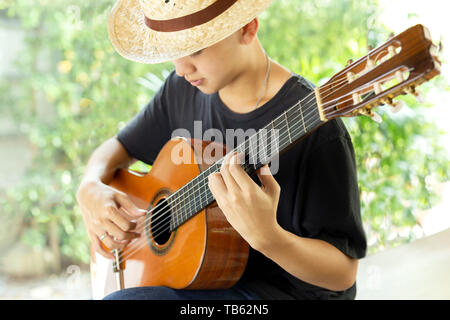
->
xmin=0 ymin=0 xmax=449 ymax=266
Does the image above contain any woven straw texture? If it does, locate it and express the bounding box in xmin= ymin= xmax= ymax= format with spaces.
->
xmin=108 ymin=0 xmax=274 ymax=64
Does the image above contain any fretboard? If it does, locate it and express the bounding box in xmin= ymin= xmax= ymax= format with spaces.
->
xmin=168 ymin=95 xmax=324 ymax=231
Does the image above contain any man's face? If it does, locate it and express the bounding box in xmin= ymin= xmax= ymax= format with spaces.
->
xmin=172 ymin=31 xmax=244 ymax=94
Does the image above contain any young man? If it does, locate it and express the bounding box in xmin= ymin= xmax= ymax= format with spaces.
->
xmin=77 ymin=0 xmax=367 ymax=299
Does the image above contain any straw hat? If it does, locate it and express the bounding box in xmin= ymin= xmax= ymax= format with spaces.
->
xmin=107 ymin=0 xmax=274 ymax=64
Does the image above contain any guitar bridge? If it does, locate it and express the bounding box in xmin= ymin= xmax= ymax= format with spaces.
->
xmin=112 ymin=249 xmax=125 ymax=290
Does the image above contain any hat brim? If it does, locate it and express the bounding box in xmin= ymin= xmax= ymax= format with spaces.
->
xmin=107 ymin=0 xmax=274 ymax=64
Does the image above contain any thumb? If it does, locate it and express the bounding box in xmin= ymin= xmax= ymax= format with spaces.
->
xmin=257 ymin=165 xmax=280 ymax=196
xmin=114 ymin=192 xmax=146 ymax=217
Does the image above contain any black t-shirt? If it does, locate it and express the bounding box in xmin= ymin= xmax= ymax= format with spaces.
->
xmin=117 ymin=70 xmax=367 ymax=300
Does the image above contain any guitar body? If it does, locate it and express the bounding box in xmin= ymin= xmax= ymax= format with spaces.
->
xmin=89 ymin=24 xmax=441 ymax=299
xmin=90 ymin=137 xmax=249 ymax=299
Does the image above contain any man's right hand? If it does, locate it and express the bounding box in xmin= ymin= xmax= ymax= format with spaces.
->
xmin=76 ymin=179 xmax=146 ymax=259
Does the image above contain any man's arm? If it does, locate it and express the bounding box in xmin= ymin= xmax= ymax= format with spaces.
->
xmin=76 ymin=136 xmax=145 ymax=259
xmin=257 ymin=225 xmax=358 ymax=291
xmin=79 ymin=136 xmax=137 ymax=185
xmin=208 ymin=152 xmax=358 ymax=292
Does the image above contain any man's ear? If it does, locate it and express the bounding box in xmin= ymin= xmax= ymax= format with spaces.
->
xmin=240 ymin=18 xmax=259 ymax=45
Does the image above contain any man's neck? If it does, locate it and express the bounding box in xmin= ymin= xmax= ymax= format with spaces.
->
xmin=218 ymin=45 xmax=292 ymax=114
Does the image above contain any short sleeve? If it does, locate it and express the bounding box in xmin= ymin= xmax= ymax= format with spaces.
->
xmin=117 ymin=79 xmax=172 ymax=165
xmin=301 ymin=134 xmax=367 ymax=259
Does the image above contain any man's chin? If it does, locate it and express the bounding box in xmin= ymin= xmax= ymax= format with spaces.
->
xmin=196 ymin=85 xmax=217 ymax=95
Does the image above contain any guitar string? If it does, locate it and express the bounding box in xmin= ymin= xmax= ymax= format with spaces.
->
xmin=115 ymin=76 xmax=339 ymax=256
xmin=118 ymin=92 xmax=326 ymax=257
xmin=116 ymin=75 xmax=352 ymax=260
xmin=137 ymin=64 xmax=419 ymax=277
xmin=119 ymin=60 xmax=417 ymax=263
xmin=117 ymin=40 xmax=418 ymax=258
xmin=122 ymin=74 xmax=349 ymax=235
xmin=117 ymin=73 xmax=396 ymax=263
xmin=132 ymin=76 xmax=349 ymax=236
xmin=117 ymin=68 xmax=408 ymax=263
xmin=128 ymin=68 xmax=400 ymax=239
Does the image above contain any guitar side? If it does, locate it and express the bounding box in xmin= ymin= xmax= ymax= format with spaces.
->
xmin=90 ymin=137 xmax=249 ymax=299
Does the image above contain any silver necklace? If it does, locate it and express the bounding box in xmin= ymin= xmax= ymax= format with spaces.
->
xmin=253 ymin=51 xmax=271 ymax=110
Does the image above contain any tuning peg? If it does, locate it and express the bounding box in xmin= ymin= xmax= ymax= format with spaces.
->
xmin=370 ymin=111 xmax=383 ymax=123
xmin=405 ymin=86 xmax=424 ymax=104
xmin=412 ymin=89 xmax=424 ymax=104
xmin=347 ymin=59 xmax=353 ymax=66
xmin=414 ymin=90 xmax=424 ymax=104
xmin=389 ymin=100 xmax=405 ymax=113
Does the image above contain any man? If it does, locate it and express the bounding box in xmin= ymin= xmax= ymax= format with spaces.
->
xmin=76 ymin=0 xmax=367 ymax=299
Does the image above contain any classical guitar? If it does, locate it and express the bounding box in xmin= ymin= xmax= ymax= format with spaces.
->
xmin=90 ymin=24 xmax=441 ymax=299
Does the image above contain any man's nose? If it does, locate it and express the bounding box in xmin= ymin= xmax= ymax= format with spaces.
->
xmin=173 ymin=58 xmax=196 ymax=78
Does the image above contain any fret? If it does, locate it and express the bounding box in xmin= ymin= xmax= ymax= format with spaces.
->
xmin=167 ymin=199 xmax=173 ymax=231
xmin=298 ymin=101 xmax=307 ymax=134
xmin=272 ymin=114 xmax=284 ymax=131
xmin=285 ymin=104 xmax=300 ymax=141
xmin=172 ymin=198 xmax=177 ymax=231
xmin=177 ymin=193 xmax=182 ymax=227
xmin=271 ymin=114 xmax=285 ymax=155
xmin=257 ymin=126 xmax=269 ymax=164
xmin=196 ymin=178 xmax=202 ymax=213
xmin=198 ymin=176 xmax=204 ymax=216
xmin=269 ymin=119 xmax=277 ymax=161
xmin=284 ymin=111 xmax=292 ymax=144
xmin=190 ymin=181 xmax=196 ymax=217
xmin=270 ymin=119 xmax=275 ymax=136
xmin=169 ymin=96 xmax=325 ymax=231
xmin=236 ymin=142 xmax=246 ymax=155
xmin=189 ymin=180 xmax=197 ymax=218
xmin=173 ymin=195 xmax=180 ymax=230
xmin=167 ymin=197 xmax=172 ymax=231
xmin=248 ymin=133 xmax=258 ymax=168
xmin=198 ymin=176 xmax=207 ymax=213
xmin=264 ymin=118 xmax=281 ymax=161
xmin=181 ymin=182 xmax=189 ymax=223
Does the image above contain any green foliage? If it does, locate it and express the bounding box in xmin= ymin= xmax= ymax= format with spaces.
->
xmin=259 ymin=1 xmax=450 ymax=253
xmin=0 ymin=0 xmax=449 ymax=267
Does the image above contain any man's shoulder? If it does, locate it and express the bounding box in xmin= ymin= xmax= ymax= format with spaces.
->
xmin=291 ymin=73 xmax=316 ymax=91
xmin=284 ymin=74 xmax=351 ymax=146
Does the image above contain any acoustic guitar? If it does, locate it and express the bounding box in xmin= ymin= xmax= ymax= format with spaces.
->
xmin=90 ymin=24 xmax=441 ymax=299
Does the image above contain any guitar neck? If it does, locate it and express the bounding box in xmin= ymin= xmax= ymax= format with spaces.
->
xmin=168 ymin=93 xmax=325 ymax=230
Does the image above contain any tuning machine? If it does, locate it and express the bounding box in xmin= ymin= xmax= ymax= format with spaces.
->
xmin=405 ymin=85 xmax=424 ymax=104
xmin=370 ymin=111 xmax=383 ymax=123
xmin=390 ymin=100 xmax=405 ymax=113
xmin=356 ymin=107 xmax=383 ymax=123
xmin=380 ymin=96 xmax=405 ymax=114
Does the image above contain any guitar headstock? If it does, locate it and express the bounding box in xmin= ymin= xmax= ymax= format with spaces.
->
xmin=316 ymin=24 xmax=441 ymax=122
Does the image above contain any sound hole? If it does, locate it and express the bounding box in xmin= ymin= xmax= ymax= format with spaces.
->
xmin=150 ymin=198 xmax=173 ymax=245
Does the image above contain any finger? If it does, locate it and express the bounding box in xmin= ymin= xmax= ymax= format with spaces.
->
xmin=228 ymin=153 xmax=256 ymax=191
xmin=89 ymin=230 xmax=115 ymax=259
xmin=208 ymin=173 xmax=227 ymax=208
xmin=93 ymin=219 xmax=130 ymax=245
xmin=208 ymin=172 xmax=227 ymax=200
xmin=257 ymin=165 xmax=281 ymax=196
xmin=220 ymin=152 xmax=240 ymax=192
xmin=108 ymin=204 xmax=140 ymax=233
xmin=105 ymin=203 xmax=141 ymax=237
xmin=114 ymin=192 xmax=147 ymax=218
xmin=98 ymin=231 xmax=130 ymax=252
xmin=104 ymin=218 xmax=140 ymax=241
